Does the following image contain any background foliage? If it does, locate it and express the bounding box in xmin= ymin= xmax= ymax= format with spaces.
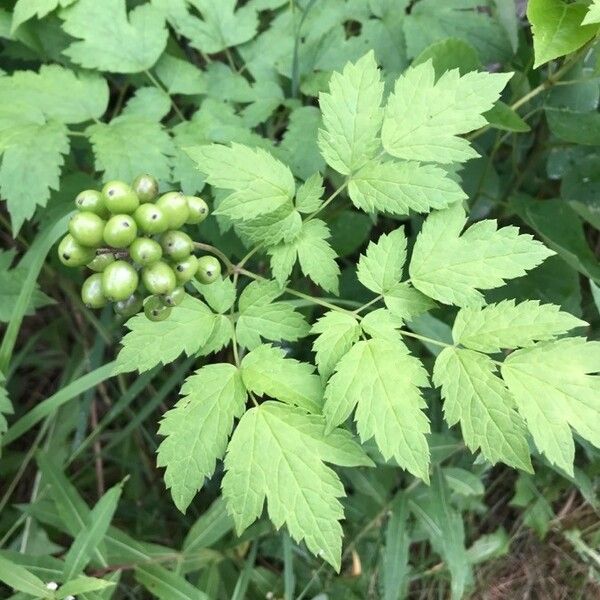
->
xmin=0 ymin=0 xmax=599 ymax=599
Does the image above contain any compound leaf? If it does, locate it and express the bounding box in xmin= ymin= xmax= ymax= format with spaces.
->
xmin=324 ymin=338 xmax=431 ymax=481
xmin=433 ymin=347 xmax=532 ymax=472
xmin=501 ymin=338 xmax=600 ymax=475
xmin=409 ymin=203 xmax=554 ymax=307
xmin=357 ymin=228 xmax=407 ymax=294
xmin=158 ymin=364 xmax=247 ymax=513
xmin=382 ymin=60 xmax=511 ymax=163
xmin=223 ymin=401 xmax=370 ymax=570
xmin=453 ymin=299 xmax=586 ymax=353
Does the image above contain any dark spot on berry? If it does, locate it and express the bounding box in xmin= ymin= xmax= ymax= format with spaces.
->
xmin=108 ymin=189 xmax=115 ymax=196
xmin=123 ymin=222 xmax=130 ymax=227
xmin=177 ymin=265 xmax=183 ymax=271
xmin=63 ymin=253 xmax=70 ymax=260
xmin=152 ymin=309 xmax=159 ymax=316
xmin=200 ymin=208 xmax=206 ymax=213
xmin=152 ymin=214 xmax=157 ymax=220
xmin=206 ymin=269 xmax=214 ymax=276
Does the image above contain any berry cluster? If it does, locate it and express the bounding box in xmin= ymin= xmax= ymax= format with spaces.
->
xmin=58 ymin=174 xmax=221 ymax=321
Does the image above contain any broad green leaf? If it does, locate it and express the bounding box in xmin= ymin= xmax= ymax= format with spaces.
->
xmin=501 ymin=338 xmax=600 ymax=475
xmin=453 ymin=299 xmax=586 ymax=353
xmin=241 ymin=344 xmax=323 ymax=413
xmin=295 ymin=173 xmax=324 ymax=214
xmin=357 ymin=228 xmax=407 ymax=294
xmin=583 ymin=0 xmax=600 ymax=25
xmin=121 ymin=87 xmax=171 ymax=121
xmin=0 ymin=555 xmax=48 ymax=597
xmin=360 ymin=308 xmax=404 ymax=342
xmin=0 ymin=65 xmax=109 ymax=124
xmin=187 ymin=143 xmax=295 ymax=220
xmin=444 ymin=467 xmax=485 ymax=497
xmin=409 ymin=468 xmax=472 ymax=600
xmin=528 ymin=0 xmax=599 ymax=68
xmin=223 ymin=402 xmax=371 ymax=570
xmin=413 ymin=37 xmax=480 ymax=75
xmin=86 ymin=116 xmax=174 ymax=183
xmin=433 ymin=347 xmax=532 ymax=472
xmin=349 ymin=160 xmax=466 ymax=215
xmin=157 ymin=364 xmax=247 ymax=512
xmin=1 ymin=120 xmax=69 ymax=232
xmin=155 ymin=53 xmax=206 ymax=95
xmin=235 ymin=205 xmax=302 ymax=248
xmin=324 ymin=338 xmax=431 ymax=481
xmin=546 ymin=108 xmax=600 ymax=146
xmin=198 ymin=314 xmax=234 ymax=357
xmin=235 ymin=280 xmax=310 ymax=350
xmin=382 ymin=61 xmax=511 ymax=163
xmin=195 ymin=277 xmax=236 ymax=314
xmin=63 ymin=483 xmax=123 ymax=580
xmin=384 ymin=282 xmax=436 ymax=320
xmin=318 ymin=51 xmax=383 ymax=175
xmin=11 ymin=0 xmax=76 ymax=32
xmin=135 ymin=563 xmax=209 ymax=600
xmin=311 ymin=311 xmax=361 ymax=380
xmin=61 ymin=0 xmax=168 ymax=73
xmin=409 ymin=203 xmax=554 ymax=307
xmin=268 ymin=243 xmax=297 ymax=287
xmin=157 ymin=0 xmax=258 ymax=54
xmin=116 ymin=296 xmax=216 ymax=373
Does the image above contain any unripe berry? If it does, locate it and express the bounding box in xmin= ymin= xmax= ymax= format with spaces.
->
xmin=87 ymin=252 xmax=115 ymax=272
xmin=102 ymin=181 xmax=139 ymax=214
xmin=160 ymin=230 xmax=193 ymax=261
xmin=144 ymin=295 xmax=172 ymax=321
xmin=142 ymin=260 xmax=177 ymax=295
xmin=75 ymin=190 xmax=109 ymax=218
xmin=132 ymin=173 xmax=159 ymax=203
xmin=196 ymin=255 xmax=221 ymax=284
xmin=58 ymin=234 xmax=95 ymax=267
xmin=173 ymin=255 xmax=198 ymax=284
xmin=69 ymin=211 xmax=105 ymax=247
xmin=103 ymin=214 xmax=137 ymax=248
xmin=114 ymin=293 xmax=143 ymax=318
xmin=156 ymin=191 xmax=189 ymax=229
xmin=102 ymin=260 xmax=139 ymax=302
xmin=185 ymin=196 xmax=209 ymax=224
xmin=134 ymin=203 xmax=168 ymax=235
xmin=162 ymin=286 xmax=186 ymax=307
xmin=130 ymin=237 xmax=162 ymax=266
xmin=81 ymin=274 xmax=108 ymax=308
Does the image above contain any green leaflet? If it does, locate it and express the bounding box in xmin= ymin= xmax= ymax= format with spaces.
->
xmin=323 ymin=338 xmax=431 ymax=481
xmin=222 ymin=401 xmax=372 ymax=571
xmin=186 ymin=143 xmax=295 ymax=221
xmin=384 ymin=282 xmax=435 ymax=320
xmin=158 ymin=364 xmax=247 ymax=512
xmin=318 ymin=51 xmax=384 ymax=175
xmin=241 ymin=344 xmax=323 ymax=413
xmin=452 ymin=299 xmax=586 ymax=353
xmin=311 ymin=311 xmax=362 ymax=380
xmin=382 ymin=60 xmax=511 ymax=163
xmin=349 ymin=160 xmax=466 ymax=215
xmin=235 ymin=280 xmax=310 ymax=349
xmin=116 ymin=295 xmax=216 ymax=373
xmin=433 ymin=347 xmax=532 ymax=472
xmin=501 ymin=338 xmax=600 ymax=475
xmin=583 ymin=0 xmax=600 ymax=25
xmin=357 ymin=228 xmax=407 ymax=294
xmin=528 ymin=0 xmax=599 ymax=68
xmin=61 ymin=0 xmax=168 ymax=73
xmin=360 ymin=308 xmax=404 ymax=343
xmin=409 ymin=203 xmax=554 ymax=307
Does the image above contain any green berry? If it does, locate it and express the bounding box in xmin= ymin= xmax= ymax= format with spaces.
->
xmin=114 ymin=293 xmax=143 ymax=318
xmin=102 ymin=181 xmax=139 ymax=214
xmin=103 ymin=214 xmax=137 ymax=248
xmin=132 ymin=174 xmax=159 ymax=203
xmin=162 ymin=286 xmax=186 ymax=307
xmin=130 ymin=237 xmax=162 ymax=266
xmin=142 ymin=260 xmax=177 ymax=295
xmin=185 ymin=196 xmax=209 ymax=224
xmin=75 ymin=190 xmax=109 ymax=218
xmin=196 ymin=255 xmax=221 ymax=284
xmin=144 ymin=295 xmax=172 ymax=322
xmin=81 ymin=273 xmax=108 ymax=309
xmin=133 ymin=203 xmax=169 ymax=235
xmin=160 ymin=230 xmax=193 ymax=261
xmin=58 ymin=234 xmax=95 ymax=267
xmin=173 ymin=255 xmax=198 ymax=284
xmin=156 ymin=191 xmax=189 ymax=229
xmin=102 ymin=260 xmax=139 ymax=302
xmin=68 ymin=211 xmax=105 ymax=247
xmin=87 ymin=252 xmax=115 ymax=272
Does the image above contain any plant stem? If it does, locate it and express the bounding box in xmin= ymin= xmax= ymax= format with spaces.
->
xmin=306 ymin=179 xmax=349 ymax=222
xmin=144 ymin=70 xmax=186 ymax=121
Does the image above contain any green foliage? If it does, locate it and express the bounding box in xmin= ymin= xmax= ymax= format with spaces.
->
xmin=2 ymin=2 xmax=600 ymax=599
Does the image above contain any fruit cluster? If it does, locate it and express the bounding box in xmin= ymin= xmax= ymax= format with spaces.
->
xmin=58 ymin=174 xmax=221 ymax=321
